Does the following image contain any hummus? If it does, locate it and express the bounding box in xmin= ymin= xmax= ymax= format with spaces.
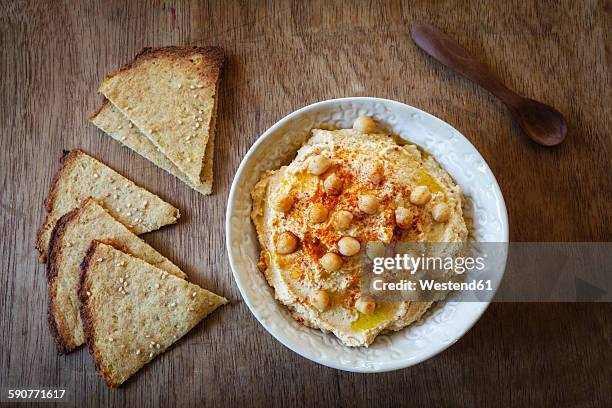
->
xmin=251 ymin=116 xmax=468 ymax=347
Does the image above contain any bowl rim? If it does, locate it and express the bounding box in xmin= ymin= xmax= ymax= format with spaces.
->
xmin=225 ymin=96 xmax=509 ymax=372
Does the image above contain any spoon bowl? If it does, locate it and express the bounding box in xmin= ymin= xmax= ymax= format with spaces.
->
xmin=510 ymin=98 xmax=567 ymax=146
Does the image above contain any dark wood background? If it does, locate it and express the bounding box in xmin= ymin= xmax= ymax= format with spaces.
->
xmin=1 ymin=1 xmax=610 ymax=407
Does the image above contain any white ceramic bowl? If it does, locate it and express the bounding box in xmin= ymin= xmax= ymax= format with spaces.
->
xmin=226 ymin=97 xmax=508 ymax=372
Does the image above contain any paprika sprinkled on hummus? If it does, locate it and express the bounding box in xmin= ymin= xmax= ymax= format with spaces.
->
xmin=251 ymin=116 xmax=468 ymax=347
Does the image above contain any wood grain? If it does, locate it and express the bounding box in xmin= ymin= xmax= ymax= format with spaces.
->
xmin=0 ymin=0 xmax=610 ymax=407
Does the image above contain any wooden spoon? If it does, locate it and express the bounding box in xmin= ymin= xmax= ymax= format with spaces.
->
xmin=411 ymin=23 xmax=567 ymax=146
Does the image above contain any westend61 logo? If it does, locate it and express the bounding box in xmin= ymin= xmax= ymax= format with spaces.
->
xmin=360 ymin=242 xmax=499 ymax=301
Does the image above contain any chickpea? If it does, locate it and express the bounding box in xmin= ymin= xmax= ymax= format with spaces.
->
xmin=432 ymin=202 xmax=450 ymax=223
xmin=395 ymin=206 xmax=414 ymax=229
xmin=338 ymin=236 xmax=361 ymax=256
xmin=323 ymin=173 xmax=343 ymax=195
xmin=320 ymin=252 xmax=342 ymax=272
xmin=361 ymin=162 xmax=384 ymax=185
xmin=273 ymin=194 xmax=294 ymax=213
xmin=353 ymin=115 xmax=376 ymax=133
xmin=275 ymin=232 xmax=298 ymax=254
xmin=308 ymin=154 xmax=333 ymax=176
xmin=410 ymin=186 xmax=431 ymax=206
xmin=355 ymin=297 xmax=376 ymax=315
xmin=310 ymin=203 xmax=329 ymax=224
xmin=312 ymin=289 xmax=330 ymax=312
xmin=332 ymin=210 xmax=353 ymax=230
xmin=358 ymin=194 xmax=380 ymax=215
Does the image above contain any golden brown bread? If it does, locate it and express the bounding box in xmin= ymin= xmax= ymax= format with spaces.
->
xmin=47 ymin=198 xmax=185 ymax=354
xmin=79 ymin=241 xmax=227 ymax=388
xmin=36 ymin=149 xmax=180 ymax=262
xmin=99 ymin=46 xmax=223 ymax=187
xmin=89 ymin=100 xmax=213 ymax=195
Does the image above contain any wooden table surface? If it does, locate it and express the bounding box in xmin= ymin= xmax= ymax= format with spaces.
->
xmin=1 ymin=1 xmax=610 ymax=407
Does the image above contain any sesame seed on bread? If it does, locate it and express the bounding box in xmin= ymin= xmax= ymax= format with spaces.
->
xmin=99 ymin=46 xmax=223 ymax=187
xmin=47 ymin=198 xmax=185 ymax=354
xmin=79 ymin=241 xmax=227 ymax=388
xmin=36 ymin=150 xmax=180 ymax=262
xmin=89 ymin=100 xmax=213 ymax=195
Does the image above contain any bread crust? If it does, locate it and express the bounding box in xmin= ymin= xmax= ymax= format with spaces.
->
xmin=46 ymin=207 xmax=80 ymax=354
xmin=197 ymin=76 xmax=221 ymax=192
xmin=103 ymin=46 xmax=224 ymax=88
xmin=79 ymin=241 xmax=118 ymax=387
xmin=88 ymin=98 xmax=111 ymax=122
xmin=36 ymin=150 xmax=83 ymax=262
xmin=43 ymin=150 xmax=81 ymax=212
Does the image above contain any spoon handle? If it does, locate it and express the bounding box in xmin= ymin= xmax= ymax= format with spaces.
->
xmin=411 ymin=23 xmax=520 ymax=105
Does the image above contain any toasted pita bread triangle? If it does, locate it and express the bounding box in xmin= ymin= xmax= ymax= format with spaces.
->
xmin=47 ymin=199 xmax=185 ymax=354
xmin=79 ymin=241 xmax=227 ymax=388
xmin=36 ymin=149 xmax=179 ymax=262
xmin=99 ymin=46 xmax=223 ymax=186
xmin=90 ymin=100 xmax=213 ymax=195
